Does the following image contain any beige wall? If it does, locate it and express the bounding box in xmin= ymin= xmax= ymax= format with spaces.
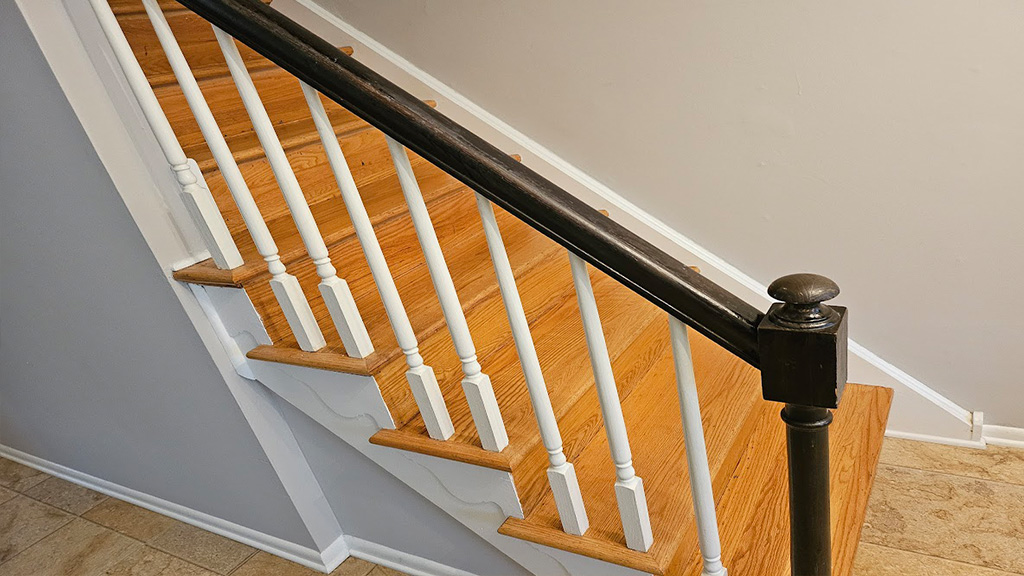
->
xmin=314 ymin=0 xmax=1024 ymax=427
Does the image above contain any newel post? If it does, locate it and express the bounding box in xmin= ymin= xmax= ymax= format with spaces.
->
xmin=758 ymin=273 xmax=848 ymax=576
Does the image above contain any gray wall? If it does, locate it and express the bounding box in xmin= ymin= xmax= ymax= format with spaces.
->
xmin=0 ymin=0 xmax=314 ymax=547
xmin=315 ymin=0 xmax=1024 ymax=427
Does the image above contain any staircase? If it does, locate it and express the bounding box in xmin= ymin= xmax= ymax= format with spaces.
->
xmin=98 ymin=0 xmax=893 ymax=574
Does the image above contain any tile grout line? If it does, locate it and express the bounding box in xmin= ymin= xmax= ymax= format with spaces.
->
xmin=2 ymin=463 xmax=237 ymax=576
xmin=225 ymin=548 xmax=262 ymax=575
xmin=859 ymin=541 xmax=1024 ymax=576
xmin=879 ymin=461 xmax=1024 ymax=490
xmin=0 ymin=496 xmax=75 ymax=569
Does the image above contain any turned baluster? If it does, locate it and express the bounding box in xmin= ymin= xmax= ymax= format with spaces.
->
xmin=214 ymin=28 xmax=372 ymax=357
xmin=477 ymin=196 xmax=588 ymax=534
xmin=300 ymin=84 xmax=453 ymax=440
xmin=569 ymin=253 xmax=653 ymax=552
xmin=386 ymin=137 xmax=508 ymax=452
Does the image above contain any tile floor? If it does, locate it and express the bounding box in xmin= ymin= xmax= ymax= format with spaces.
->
xmin=2 ymin=437 xmax=1022 ymax=575
xmin=0 ymin=457 xmax=404 ymax=576
xmin=853 ymin=437 xmax=1024 ymax=576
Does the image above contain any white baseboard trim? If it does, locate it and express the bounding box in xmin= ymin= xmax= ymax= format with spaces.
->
xmin=346 ymin=536 xmax=478 ymax=576
xmin=293 ymin=0 xmax=974 ymax=435
xmin=884 ymin=429 xmax=986 ymax=450
xmin=0 ymin=444 xmax=341 ymax=573
xmin=983 ymin=424 xmax=1024 ymax=449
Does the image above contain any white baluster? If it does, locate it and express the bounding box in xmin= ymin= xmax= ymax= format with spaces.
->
xmin=139 ymin=0 xmax=323 ymax=352
xmin=88 ymin=0 xmax=242 ymax=270
xmin=569 ymin=253 xmax=653 ymax=552
xmin=670 ymin=318 xmax=727 ymax=576
xmin=214 ymin=28 xmax=373 ymax=357
xmin=386 ymin=137 xmax=508 ymax=452
xmin=476 ymin=195 xmax=588 ymax=534
xmin=299 ymin=86 xmax=453 ymax=440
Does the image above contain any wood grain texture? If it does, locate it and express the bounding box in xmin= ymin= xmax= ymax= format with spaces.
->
xmin=501 ymin=326 xmax=765 ymax=573
xmin=370 ymin=429 xmax=513 ymax=473
xmin=246 ymin=344 xmax=381 ymax=375
xmin=675 ymin=383 xmax=892 ymax=576
xmin=115 ymin=5 xmax=271 ymax=87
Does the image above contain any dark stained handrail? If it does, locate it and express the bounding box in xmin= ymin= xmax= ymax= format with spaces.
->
xmin=177 ymin=0 xmax=765 ymax=366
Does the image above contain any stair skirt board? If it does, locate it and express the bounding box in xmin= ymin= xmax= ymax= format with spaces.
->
xmin=248 ymin=358 xmax=649 ymax=576
xmin=0 ymin=444 xmax=347 ymax=573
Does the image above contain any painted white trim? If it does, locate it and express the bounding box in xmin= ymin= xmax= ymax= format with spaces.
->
xmin=0 ymin=444 xmax=344 ymax=573
xmin=292 ymin=0 xmax=973 ymax=433
xmin=983 ymin=424 xmax=1024 ymax=449
xmin=346 ymin=536 xmax=479 ymax=576
xmin=849 ymin=342 xmax=972 ymax=425
xmin=884 ymin=429 xmax=985 ymax=450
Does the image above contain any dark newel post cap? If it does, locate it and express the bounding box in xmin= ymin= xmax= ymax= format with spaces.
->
xmin=758 ymin=273 xmax=848 ymax=409
xmin=767 ymin=273 xmax=841 ymax=329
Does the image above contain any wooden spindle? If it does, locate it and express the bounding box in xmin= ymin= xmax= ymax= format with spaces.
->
xmin=476 ymin=195 xmax=588 ymax=534
xmin=139 ymin=0 xmax=324 ymax=352
xmin=386 ymin=137 xmax=508 ymax=452
xmin=299 ymin=85 xmax=453 ymax=440
xmin=214 ymin=27 xmax=373 ymax=357
xmin=568 ymin=253 xmax=653 ymax=552
xmin=670 ymin=318 xmax=727 ymax=576
xmin=88 ymin=0 xmax=242 ymax=270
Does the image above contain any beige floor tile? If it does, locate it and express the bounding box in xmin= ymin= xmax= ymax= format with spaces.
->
xmin=0 ymin=518 xmax=141 ymax=575
xmin=366 ymin=565 xmax=409 ymax=576
xmin=0 ymin=495 xmax=73 ymax=562
xmin=24 ymin=476 xmax=109 ymax=515
xmin=861 ymin=464 xmax=1024 ymax=574
xmin=880 ymin=437 xmax=1024 ymax=486
xmin=331 ymin=556 xmax=378 ymax=576
xmin=231 ymin=551 xmax=326 ymax=576
xmin=149 ymin=521 xmax=255 ymax=574
xmin=853 ymin=542 xmax=1020 ymax=575
xmin=0 ymin=457 xmax=49 ymax=492
xmin=103 ymin=545 xmax=220 ymax=576
xmin=0 ymin=486 xmax=15 ymax=505
xmin=83 ymin=498 xmax=178 ymax=542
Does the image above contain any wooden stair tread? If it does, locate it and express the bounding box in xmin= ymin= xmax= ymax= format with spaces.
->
xmin=501 ymin=382 xmax=891 ymax=575
xmin=499 ymin=325 xmax=764 ymax=574
xmin=369 ymin=257 xmax=685 ymax=503
xmin=153 ymin=63 xmax=363 ymax=179
xmin=115 ymin=5 xmax=273 ymax=88
xmin=246 ymin=186 xmax=563 ymax=365
xmin=671 ymin=383 xmax=892 ymax=576
xmin=172 ymin=146 xmax=458 ymax=287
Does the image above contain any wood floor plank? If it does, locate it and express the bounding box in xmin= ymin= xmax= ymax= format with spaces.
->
xmin=115 ymin=6 xmax=268 ymax=88
xmin=676 ymin=383 xmax=892 ymax=576
xmin=501 ymin=325 xmax=764 ymax=574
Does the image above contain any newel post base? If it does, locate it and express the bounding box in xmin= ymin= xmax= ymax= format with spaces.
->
xmin=758 ymin=273 xmax=848 ymax=576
